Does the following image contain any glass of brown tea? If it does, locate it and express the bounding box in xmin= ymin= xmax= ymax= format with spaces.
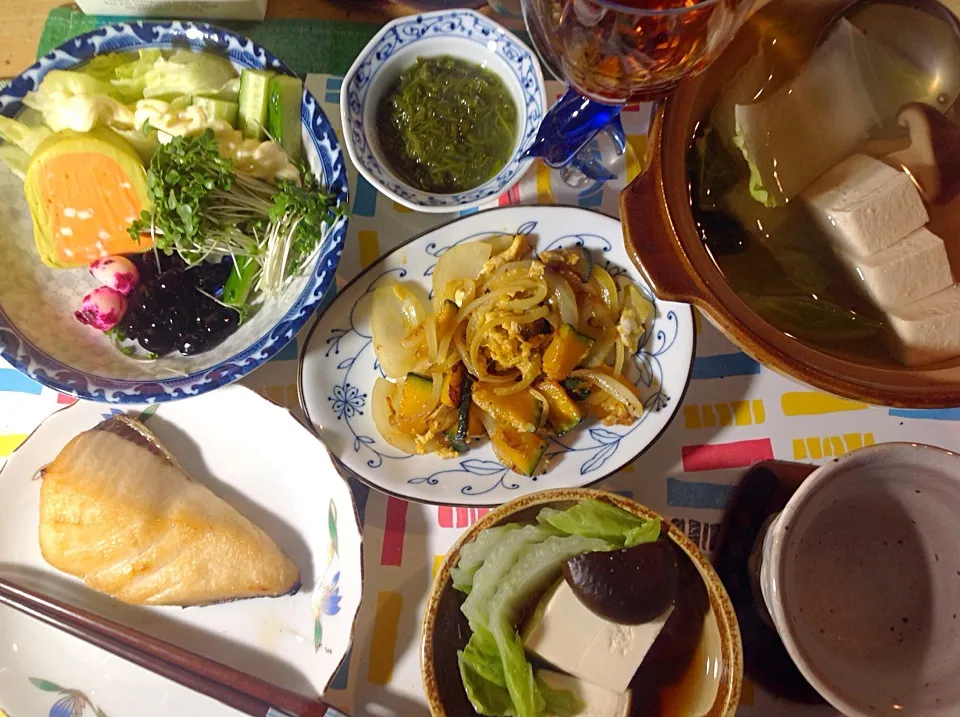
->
xmin=523 ymin=0 xmax=755 ymax=185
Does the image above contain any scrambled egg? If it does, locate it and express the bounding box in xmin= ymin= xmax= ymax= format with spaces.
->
xmin=475 ymin=261 xmax=551 ymax=374
xmin=617 ymin=304 xmax=646 ymax=353
xmin=479 ymin=233 xmax=529 ymax=280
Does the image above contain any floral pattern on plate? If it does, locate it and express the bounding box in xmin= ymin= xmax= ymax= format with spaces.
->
xmin=29 ymin=679 xmax=107 ymax=717
xmin=299 ymin=205 xmax=696 ymax=506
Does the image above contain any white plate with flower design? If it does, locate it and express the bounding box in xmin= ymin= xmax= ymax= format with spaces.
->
xmin=298 ymin=205 xmax=696 ymax=507
xmin=0 ymin=385 xmax=361 ymax=717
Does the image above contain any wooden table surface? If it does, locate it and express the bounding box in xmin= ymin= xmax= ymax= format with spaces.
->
xmin=0 ymin=1 xmax=509 ymax=78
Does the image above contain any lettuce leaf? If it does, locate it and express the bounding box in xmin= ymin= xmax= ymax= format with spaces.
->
xmin=459 ymin=650 xmax=517 ymax=716
xmin=110 ymin=49 xmax=163 ymax=101
xmin=0 ymin=144 xmax=30 ymax=179
xmin=0 ymin=115 xmax=52 ymax=155
xmin=537 ymin=676 xmax=585 ymax=717
xmin=141 ymin=50 xmax=237 ymax=100
xmin=487 ymin=535 xmax=611 ymax=717
xmin=536 ymin=499 xmax=660 ymax=547
xmin=451 ymin=524 xmax=523 ymax=595
xmin=460 ymin=524 xmax=555 ymax=630
xmin=23 ymin=70 xmax=133 ymax=132
xmin=461 ymin=625 xmax=505 ymax=687
xmin=732 ymin=118 xmax=777 ymax=208
xmin=78 ymin=52 xmax=138 ymax=83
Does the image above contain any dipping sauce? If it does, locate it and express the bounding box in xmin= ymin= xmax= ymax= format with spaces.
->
xmin=377 ymin=55 xmax=517 ymax=194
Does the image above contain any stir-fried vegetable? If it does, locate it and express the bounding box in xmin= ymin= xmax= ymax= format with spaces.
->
xmin=369 ymin=237 xmax=655 ymax=474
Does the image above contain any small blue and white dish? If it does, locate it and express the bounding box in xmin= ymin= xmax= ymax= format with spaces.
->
xmin=0 ymin=21 xmax=349 ymax=403
xmin=298 ymin=205 xmax=696 ymax=507
xmin=340 ymin=9 xmax=547 ymax=213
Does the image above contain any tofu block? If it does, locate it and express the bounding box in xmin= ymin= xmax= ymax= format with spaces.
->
xmin=536 ymin=669 xmax=631 ymax=717
xmin=523 ymin=580 xmax=673 ymax=694
xmin=733 ymin=19 xmax=881 ymax=204
xmin=847 ymin=228 xmax=953 ymax=309
xmin=886 ymin=284 xmax=960 ymax=366
xmin=802 ymin=154 xmax=929 ymax=258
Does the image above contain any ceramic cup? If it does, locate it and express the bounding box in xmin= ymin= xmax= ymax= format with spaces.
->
xmin=757 ymin=442 xmax=960 ymax=716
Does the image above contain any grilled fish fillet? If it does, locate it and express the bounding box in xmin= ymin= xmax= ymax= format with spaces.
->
xmin=38 ymin=415 xmax=301 ymax=606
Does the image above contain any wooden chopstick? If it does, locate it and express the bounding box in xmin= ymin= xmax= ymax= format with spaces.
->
xmin=0 ymin=576 xmax=338 ymax=717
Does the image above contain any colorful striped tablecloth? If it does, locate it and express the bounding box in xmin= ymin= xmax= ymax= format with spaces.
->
xmin=4 ymin=74 xmax=960 ymax=716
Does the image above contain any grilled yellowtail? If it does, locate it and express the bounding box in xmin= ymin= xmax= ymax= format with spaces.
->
xmin=38 ymin=415 xmax=300 ymax=606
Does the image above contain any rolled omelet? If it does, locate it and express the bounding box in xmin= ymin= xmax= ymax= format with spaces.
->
xmin=38 ymin=415 xmax=300 ymax=606
xmin=24 ymin=128 xmax=152 ymax=269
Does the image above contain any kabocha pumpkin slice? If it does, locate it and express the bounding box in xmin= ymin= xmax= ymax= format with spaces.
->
xmin=441 ymin=362 xmax=467 ymax=408
xmin=395 ymin=373 xmax=435 ymax=432
xmin=490 ymin=427 xmax=548 ymax=476
xmin=445 ymin=373 xmax=475 ymax=453
xmin=24 ymin=128 xmax=152 ymax=268
xmin=539 ymin=246 xmax=593 ymax=282
xmin=534 ymin=379 xmax=584 ymax=436
xmin=472 ymin=383 xmax=543 ymax=433
xmin=543 ymin=323 xmax=595 ymax=380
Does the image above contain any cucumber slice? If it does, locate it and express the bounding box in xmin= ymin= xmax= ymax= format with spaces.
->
xmin=237 ymin=69 xmax=274 ymax=139
xmin=193 ymin=96 xmax=239 ymax=127
xmin=267 ymin=74 xmax=303 ymax=163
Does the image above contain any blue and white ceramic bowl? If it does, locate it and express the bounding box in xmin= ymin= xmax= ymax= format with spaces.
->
xmin=340 ymin=9 xmax=547 ymax=213
xmin=298 ymin=206 xmax=697 ymax=507
xmin=0 ymin=22 xmax=349 ymax=403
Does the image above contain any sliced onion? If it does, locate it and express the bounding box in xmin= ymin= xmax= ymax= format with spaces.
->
xmin=371 ymin=378 xmax=418 ymax=454
xmin=485 ymin=260 xmax=539 ymax=288
xmin=584 ymin=328 xmax=618 ymax=368
xmin=530 ymin=387 xmax=550 ymax=429
xmin=483 ymin=234 xmax=517 ymax=255
xmin=455 ymin=329 xmax=479 ymax=377
xmin=592 ymin=266 xmax=619 ymax=313
xmin=502 ymin=284 xmax=548 ymax=313
xmin=372 ymin=285 xmax=426 ymax=379
xmin=571 ymin=369 xmax=645 ymax=418
xmin=546 ymin=269 xmax=579 ymax=327
xmin=495 ymin=357 xmax=542 ymax=396
xmin=614 ymin=340 xmax=625 ymax=377
xmin=433 ymin=242 xmax=492 ymax=310
xmin=477 ymin=406 xmax=499 ymax=439
xmin=425 ymin=315 xmax=438 ymax=362
xmin=456 ymin=282 xmax=540 ymax=324
xmin=427 ymin=371 xmax=444 ymax=414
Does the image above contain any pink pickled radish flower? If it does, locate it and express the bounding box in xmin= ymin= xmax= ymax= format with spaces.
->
xmin=89 ymin=256 xmax=139 ymax=296
xmin=75 ymin=286 xmax=127 ymax=331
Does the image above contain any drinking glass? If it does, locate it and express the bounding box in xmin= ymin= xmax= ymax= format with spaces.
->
xmin=522 ymin=0 xmax=755 ymax=185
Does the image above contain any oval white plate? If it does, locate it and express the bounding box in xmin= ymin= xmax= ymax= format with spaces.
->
xmin=299 ymin=205 xmax=696 ymax=506
xmin=0 ymin=385 xmax=361 ymax=717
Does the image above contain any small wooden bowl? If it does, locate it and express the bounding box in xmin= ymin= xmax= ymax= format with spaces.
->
xmin=420 ymin=488 xmax=743 ymax=716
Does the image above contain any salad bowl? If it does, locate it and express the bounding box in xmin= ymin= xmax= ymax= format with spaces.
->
xmin=298 ymin=205 xmax=696 ymax=506
xmin=340 ymin=8 xmax=547 ymax=213
xmin=0 ymin=21 xmax=349 ymax=403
